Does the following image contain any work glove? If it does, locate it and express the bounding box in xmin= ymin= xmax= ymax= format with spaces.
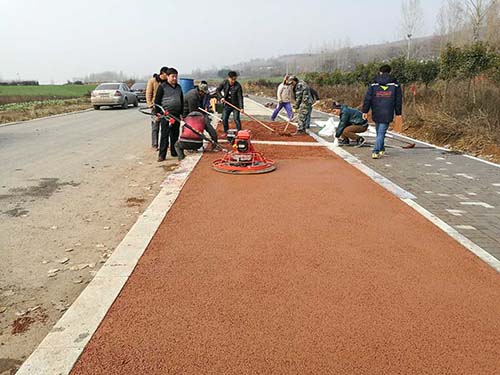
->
xmin=293 ymin=108 xmax=297 ymax=114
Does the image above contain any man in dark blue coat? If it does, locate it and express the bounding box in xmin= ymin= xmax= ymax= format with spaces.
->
xmin=362 ymin=65 xmax=403 ymax=159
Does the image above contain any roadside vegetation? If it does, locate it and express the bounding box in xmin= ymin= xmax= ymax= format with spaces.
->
xmin=0 ymin=84 xmax=96 ymax=124
xmin=245 ymin=42 xmax=500 ymax=162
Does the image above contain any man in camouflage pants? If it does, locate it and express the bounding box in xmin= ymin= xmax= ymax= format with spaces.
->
xmin=289 ymin=75 xmax=313 ymax=135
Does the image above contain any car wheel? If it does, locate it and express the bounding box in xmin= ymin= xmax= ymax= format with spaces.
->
xmin=121 ymin=98 xmax=128 ymax=109
xmin=93 ymin=105 xmax=100 ymax=110
xmin=133 ymin=98 xmax=139 ymax=107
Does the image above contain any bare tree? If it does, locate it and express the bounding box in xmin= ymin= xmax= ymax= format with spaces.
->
xmin=466 ymin=0 xmax=495 ymax=41
xmin=437 ymin=0 xmax=467 ymax=45
xmin=401 ymin=0 xmax=424 ymax=59
xmin=485 ymin=0 xmax=500 ymax=45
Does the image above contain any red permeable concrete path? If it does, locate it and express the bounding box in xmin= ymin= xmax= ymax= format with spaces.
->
xmin=71 ymin=143 xmax=500 ymax=374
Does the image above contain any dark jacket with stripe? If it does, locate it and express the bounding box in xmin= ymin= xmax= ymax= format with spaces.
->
xmin=362 ymin=74 xmax=402 ymax=124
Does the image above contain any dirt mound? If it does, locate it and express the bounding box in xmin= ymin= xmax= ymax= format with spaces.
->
xmin=255 ymin=144 xmax=332 ymax=160
xmin=216 ymin=121 xmax=315 ymax=142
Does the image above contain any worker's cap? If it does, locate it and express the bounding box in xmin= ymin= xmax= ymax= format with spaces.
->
xmin=198 ymin=83 xmax=209 ymax=93
xmin=287 ymin=75 xmax=298 ymax=83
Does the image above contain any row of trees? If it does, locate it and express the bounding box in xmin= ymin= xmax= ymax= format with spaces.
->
xmin=303 ymin=42 xmax=499 ymax=88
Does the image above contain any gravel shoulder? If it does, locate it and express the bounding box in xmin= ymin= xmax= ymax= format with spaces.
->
xmin=0 ymin=108 xmax=177 ymax=374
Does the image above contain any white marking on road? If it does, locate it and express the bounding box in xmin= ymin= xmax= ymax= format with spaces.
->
xmin=446 ymin=162 xmax=453 ymax=165
xmin=424 ymin=191 xmax=434 ymax=194
xmin=308 ymin=131 xmax=416 ymax=200
xmin=456 ymin=173 xmax=475 ymax=180
xmin=436 ymin=157 xmax=446 ymax=161
xmin=454 ymin=194 xmax=469 ymax=200
xmin=438 ymin=193 xmax=451 ymax=197
xmin=493 ymin=183 xmax=500 ymax=187
xmin=455 ymin=225 xmax=477 ymax=230
xmin=425 ymin=164 xmax=433 ymax=167
xmin=460 ymin=202 xmax=495 ymax=209
xmin=252 ymin=140 xmax=325 ymax=147
xmin=446 ymin=209 xmax=467 ymax=217
xmin=463 ymin=154 xmax=500 ymax=169
xmin=16 ymin=154 xmax=203 ymax=374
xmin=467 ymin=192 xmax=478 ymax=196
xmin=403 ymin=199 xmax=500 ymax=273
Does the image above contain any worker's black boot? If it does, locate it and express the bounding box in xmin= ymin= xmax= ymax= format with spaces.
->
xmin=175 ymin=143 xmax=185 ymax=161
xmin=339 ymin=138 xmax=350 ymax=146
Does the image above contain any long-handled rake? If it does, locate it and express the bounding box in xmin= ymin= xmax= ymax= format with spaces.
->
xmin=222 ymin=100 xmax=276 ymax=133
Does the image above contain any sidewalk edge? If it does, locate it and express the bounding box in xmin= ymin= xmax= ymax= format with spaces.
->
xmin=16 ymin=154 xmax=203 ymax=375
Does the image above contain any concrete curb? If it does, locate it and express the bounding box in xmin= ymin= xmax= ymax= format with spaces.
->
xmin=0 ymin=108 xmax=93 ymax=128
xmin=16 ymin=154 xmax=203 ymax=374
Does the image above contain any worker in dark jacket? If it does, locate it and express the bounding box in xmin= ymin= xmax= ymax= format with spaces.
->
xmin=217 ymin=71 xmax=244 ymax=133
xmin=154 ymin=67 xmax=184 ymax=162
xmin=183 ymin=83 xmax=209 ymax=117
xmin=362 ymin=65 xmax=403 ymax=159
xmin=175 ymin=111 xmax=218 ymax=160
xmin=332 ymin=102 xmax=368 ymax=146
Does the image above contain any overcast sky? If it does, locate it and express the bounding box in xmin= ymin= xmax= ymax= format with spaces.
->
xmin=0 ymin=0 xmax=441 ymax=83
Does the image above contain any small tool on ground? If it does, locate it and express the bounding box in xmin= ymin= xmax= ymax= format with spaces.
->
xmin=280 ymin=115 xmax=298 ymax=136
xmin=386 ymin=133 xmax=416 ymax=149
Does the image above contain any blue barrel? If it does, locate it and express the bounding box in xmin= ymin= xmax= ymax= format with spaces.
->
xmin=179 ymin=78 xmax=194 ymax=94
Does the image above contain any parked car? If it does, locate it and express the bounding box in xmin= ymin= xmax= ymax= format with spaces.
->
xmin=131 ymin=82 xmax=147 ymax=102
xmin=91 ymin=83 xmax=138 ymax=110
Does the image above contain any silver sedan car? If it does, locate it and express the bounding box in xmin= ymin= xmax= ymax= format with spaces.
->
xmin=91 ymin=82 xmax=138 ymax=110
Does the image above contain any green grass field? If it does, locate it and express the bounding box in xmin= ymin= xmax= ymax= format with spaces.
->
xmin=0 ymin=84 xmax=97 ymax=97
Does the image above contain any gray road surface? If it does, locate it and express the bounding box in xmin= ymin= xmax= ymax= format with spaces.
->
xmin=0 ymin=107 xmax=177 ymax=373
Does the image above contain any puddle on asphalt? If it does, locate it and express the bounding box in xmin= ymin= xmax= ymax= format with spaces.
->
xmin=126 ymin=197 xmax=145 ymax=207
xmin=3 ymin=207 xmax=29 ymax=217
xmin=0 ymin=178 xmax=80 ymax=200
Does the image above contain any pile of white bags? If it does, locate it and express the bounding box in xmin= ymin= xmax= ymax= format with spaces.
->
xmin=317 ymin=118 xmax=340 ymax=137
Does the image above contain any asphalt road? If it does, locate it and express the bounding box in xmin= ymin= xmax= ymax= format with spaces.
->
xmin=0 ymin=107 xmax=176 ymax=373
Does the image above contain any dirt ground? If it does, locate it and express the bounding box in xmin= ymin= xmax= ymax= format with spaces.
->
xmin=0 ymin=145 xmax=178 ymax=375
xmin=217 ymin=120 xmax=316 ymax=143
xmin=70 ymin=147 xmax=500 ymax=374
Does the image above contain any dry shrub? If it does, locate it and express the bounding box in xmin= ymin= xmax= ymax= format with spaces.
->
xmin=246 ymin=79 xmax=500 ymax=161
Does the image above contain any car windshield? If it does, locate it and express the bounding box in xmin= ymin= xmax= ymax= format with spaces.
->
xmin=96 ymin=84 xmax=120 ymax=90
xmin=131 ymin=83 xmax=146 ymax=90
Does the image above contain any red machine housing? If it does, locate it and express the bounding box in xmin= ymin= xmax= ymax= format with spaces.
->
xmin=212 ymin=130 xmax=276 ymax=175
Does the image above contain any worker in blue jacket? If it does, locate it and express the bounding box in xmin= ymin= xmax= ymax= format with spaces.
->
xmin=333 ymin=102 xmax=368 ymax=146
xmin=362 ymin=65 xmax=403 ymax=159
